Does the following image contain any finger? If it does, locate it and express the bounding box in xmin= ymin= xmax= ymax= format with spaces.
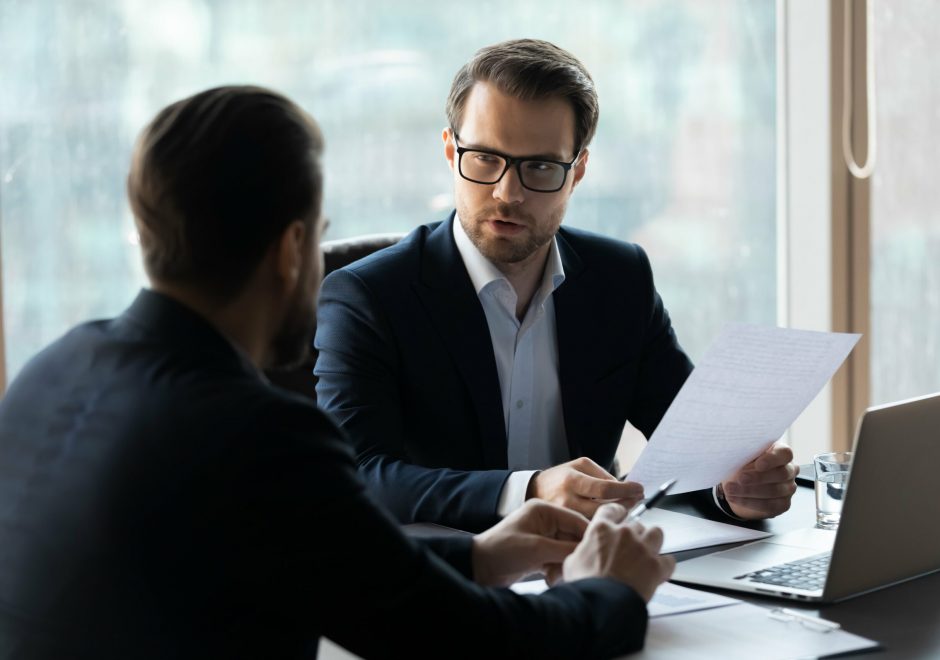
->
xmin=733 ymin=441 xmax=781 ymax=474
xmin=639 ymin=524 xmax=665 ymax=555
xmin=725 ymin=479 xmax=797 ymax=500
xmin=732 ymin=463 xmax=797 ymax=487
xmin=754 ymin=443 xmax=794 ymax=471
xmin=619 ymin=478 xmax=645 ymax=492
xmin=565 ymin=496 xmax=603 ymax=519
xmin=592 ymin=502 xmax=629 ymax=525
xmin=568 ymin=456 xmax=617 ymax=480
xmin=659 ymin=555 xmax=677 ymax=580
xmin=531 ymin=501 xmax=590 ymax=540
xmin=725 ymin=495 xmax=792 ymax=518
xmin=606 ymin=493 xmax=644 ymax=510
xmin=608 ymin=479 xmax=646 ymax=503
xmin=574 ymin=473 xmax=644 ymax=500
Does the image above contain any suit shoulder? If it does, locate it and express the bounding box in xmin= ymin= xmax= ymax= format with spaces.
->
xmin=558 ymin=226 xmax=651 ymax=272
xmin=324 ymin=221 xmax=442 ymax=285
xmin=213 ymin=378 xmax=346 ymax=445
xmin=3 ymin=319 xmax=110 ymax=398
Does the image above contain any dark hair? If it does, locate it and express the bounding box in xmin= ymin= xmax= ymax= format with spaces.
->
xmin=127 ymin=85 xmax=324 ymax=300
xmin=446 ymin=38 xmax=599 ymax=154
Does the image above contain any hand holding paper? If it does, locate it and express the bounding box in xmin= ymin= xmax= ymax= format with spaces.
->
xmin=627 ymin=324 xmax=860 ymax=496
xmin=721 ymin=442 xmax=798 ymax=519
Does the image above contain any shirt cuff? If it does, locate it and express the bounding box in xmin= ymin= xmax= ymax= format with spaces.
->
xmin=497 ymin=470 xmax=539 ymax=517
xmin=712 ymin=483 xmax=747 ymax=521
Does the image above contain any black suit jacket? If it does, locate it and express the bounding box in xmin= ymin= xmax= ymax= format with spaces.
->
xmin=0 ymin=290 xmax=647 ymax=659
xmin=315 ymin=214 xmax=694 ymax=532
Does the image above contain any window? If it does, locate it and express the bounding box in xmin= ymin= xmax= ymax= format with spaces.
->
xmin=869 ymin=0 xmax=940 ymax=404
xmin=0 ymin=1 xmax=775 ymax=384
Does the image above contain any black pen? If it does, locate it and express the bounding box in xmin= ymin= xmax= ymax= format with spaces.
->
xmin=625 ymin=478 xmax=677 ymax=522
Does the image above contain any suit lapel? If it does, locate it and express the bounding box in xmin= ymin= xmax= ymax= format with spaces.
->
xmin=553 ymin=230 xmax=593 ymax=461
xmin=412 ymin=215 xmax=508 ymax=469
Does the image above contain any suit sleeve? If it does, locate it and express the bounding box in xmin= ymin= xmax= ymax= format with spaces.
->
xmin=315 ymin=267 xmax=509 ymax=532
xmin=417 ymin=535 xmax=475 ymax=579
xmin=231 ymin=403 xmax=649 ymax=659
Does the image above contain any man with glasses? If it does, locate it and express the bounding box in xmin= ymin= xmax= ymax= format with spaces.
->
xmin=315 ymin=39 xmax=797 ymax=533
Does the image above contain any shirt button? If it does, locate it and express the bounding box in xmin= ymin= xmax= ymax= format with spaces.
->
xmin=516 ymin=400 xmax=524 ymax=409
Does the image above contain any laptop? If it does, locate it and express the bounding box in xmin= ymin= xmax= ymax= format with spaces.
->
xmin=671 ymin=391 xmax=940 ymax=603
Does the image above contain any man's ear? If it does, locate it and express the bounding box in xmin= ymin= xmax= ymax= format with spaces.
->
xmin=276 ymin=220 xmax=307 ymax=291
xmin=571 ymin=148 xmax=589 ymax=190
xmin=443 ymin=127 xmax=456 ymax=172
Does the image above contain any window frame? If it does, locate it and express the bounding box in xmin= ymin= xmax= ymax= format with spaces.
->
xmin=781 ymin=0 xmax=872 ymax=462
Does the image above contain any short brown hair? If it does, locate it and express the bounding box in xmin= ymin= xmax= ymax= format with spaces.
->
xmin=128 ymin=85 xmax=324 ymax=300
xmin=446 ymin=39 xmax=599 ymax=154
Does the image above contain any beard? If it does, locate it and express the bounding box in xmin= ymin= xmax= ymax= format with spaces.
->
xmin=458 ymin=201 xmax=565 ymax=264
xmin=268 ymin=285 xmax=317 ymax=370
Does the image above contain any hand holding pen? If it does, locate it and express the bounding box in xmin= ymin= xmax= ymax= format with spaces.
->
xmin=528 ymin=457 xmax=644 ymax=518
xmin=562 ymin=478 xmax=678 ymax=601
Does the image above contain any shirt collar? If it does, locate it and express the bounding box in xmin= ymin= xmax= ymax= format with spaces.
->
xmin=452 ymin=213 xmax=566 ymax=299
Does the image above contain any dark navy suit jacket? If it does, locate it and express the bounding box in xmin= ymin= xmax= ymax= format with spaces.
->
xmin=315 ymin=214 xmax=694 ymax=533
xmin=0 ymin=289 xmax=648 ymax=659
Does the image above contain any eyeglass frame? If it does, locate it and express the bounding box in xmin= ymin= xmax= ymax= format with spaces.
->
xmin=451 ymin=131 xmax=582 ymax=193
xmin=767 ymin=608 xmax=841 ymax=633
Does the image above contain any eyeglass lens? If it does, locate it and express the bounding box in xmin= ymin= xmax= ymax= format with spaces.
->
xmin=459 ymin=151 xmax=566 ymax=192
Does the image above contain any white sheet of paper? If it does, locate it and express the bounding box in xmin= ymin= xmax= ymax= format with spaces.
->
xmin=628 ymin=324 xmax=860 ymax=493
xmin=633 ymin=601 xmax=878 ymax=659
xmin=508 ymin=510 xmax=767 ymax=576
xmin=641 ymin=508 xmax=770 ymax=553
xmin=512 ymin=579 xmax=738 ymax=618
xmin=645 ymin=582 xmax=739 ymax=618
xmin=509 ymin=579 xmax=550 ymax=596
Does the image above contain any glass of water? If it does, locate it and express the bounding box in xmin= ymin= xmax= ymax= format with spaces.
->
xmin=813 ymin=451 xmax=853 ymax=529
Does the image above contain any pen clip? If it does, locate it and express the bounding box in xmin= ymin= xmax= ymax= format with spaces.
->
xmin=767 ymin=608 xmax=841 ymax=633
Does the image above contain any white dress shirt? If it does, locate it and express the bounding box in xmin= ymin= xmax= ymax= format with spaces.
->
xmin=452 ymin=218 xmax=569 ymax=516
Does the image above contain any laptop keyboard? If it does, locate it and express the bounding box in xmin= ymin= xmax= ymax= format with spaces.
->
xmin=735 ymin=552 xmax=831 ymax=591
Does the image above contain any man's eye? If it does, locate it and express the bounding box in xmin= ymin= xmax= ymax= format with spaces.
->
xmin=473 ymin=153 xmax=501 ymax=164
xmin=525 ymin=161 xmax=554 ymax=172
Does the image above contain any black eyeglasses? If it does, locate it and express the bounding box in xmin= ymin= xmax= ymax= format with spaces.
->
xmin=452 ymin=132 xmax=581 ymax=193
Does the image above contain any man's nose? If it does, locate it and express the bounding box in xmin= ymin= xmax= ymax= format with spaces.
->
xmin=492 ymin=165 xmax=525 ymax=204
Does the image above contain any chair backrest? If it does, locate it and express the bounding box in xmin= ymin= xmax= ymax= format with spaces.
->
xmin=265 ymin=232 xmax=406 ymax=399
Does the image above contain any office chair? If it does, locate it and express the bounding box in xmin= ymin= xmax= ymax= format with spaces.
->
xmin=266 ymin=232 xmax=406 ymax=399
